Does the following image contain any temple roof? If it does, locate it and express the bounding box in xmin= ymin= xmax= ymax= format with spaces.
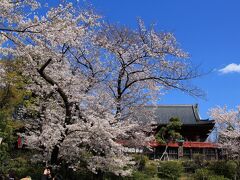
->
xmin=136 ymin=104 xmax=214 ymax=125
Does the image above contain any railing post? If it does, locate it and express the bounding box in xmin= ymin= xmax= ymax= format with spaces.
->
xmin=215 ymin=148 xmax=218 ymax=160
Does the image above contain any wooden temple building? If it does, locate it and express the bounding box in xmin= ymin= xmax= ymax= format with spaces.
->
xmin=140 ymin=104 xmax=219 ymax=160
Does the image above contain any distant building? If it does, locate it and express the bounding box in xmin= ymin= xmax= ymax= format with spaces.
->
xmin=139 ymin=104 xmax=219 ymax=160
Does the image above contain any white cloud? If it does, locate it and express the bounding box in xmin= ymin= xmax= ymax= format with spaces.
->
xmin=219 ymin=63 xmax=240 ymax=74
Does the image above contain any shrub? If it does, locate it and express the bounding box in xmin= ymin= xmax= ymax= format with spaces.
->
xmin=131 ymin=171 xmax=152 ymax=180
xmin=144 ymin=161 xmax=158 ymax=177
xmin=208 ymin=175 xmax=229 ymax=180
xmin=120 ymin=155 xmax=158 ymax=180
xmin=158 ymin=161 xmax=183 ymax=180
xmin=192 ymin=154 xmax=207 ymax=168
xmin=133 ymin=154 xmax=149 ymax=171
xmin=2 ymin=157 xmax=43 ymax=179
xmin=194 ymin=168 xmax=214 ymax=180
xmin=208 ymin=160 xmax=237 ymax=179
xmin=182 ymin=160 xmax=199 ymax=173
xmin=194 ymin=168 xmax=229 ymax=180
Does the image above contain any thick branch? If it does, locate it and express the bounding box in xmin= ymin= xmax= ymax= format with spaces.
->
xmin=0 ymin=27 xmax=41 ymax=34
xmin=37 ymin=58 xmax=72 ymax=124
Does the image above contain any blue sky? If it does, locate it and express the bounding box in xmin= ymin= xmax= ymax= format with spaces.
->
xmin=90 ymin=0 xmax=240 ymax=119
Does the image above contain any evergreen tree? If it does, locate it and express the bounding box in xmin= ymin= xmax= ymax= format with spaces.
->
xmin=155 ymin=117 xmax=182 ymax=160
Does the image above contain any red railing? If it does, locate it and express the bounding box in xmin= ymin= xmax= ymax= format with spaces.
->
xmin=116 ymin=140 xmax=219 ymax=148
xmin=149 ymin=141 xmax=219 ymax=148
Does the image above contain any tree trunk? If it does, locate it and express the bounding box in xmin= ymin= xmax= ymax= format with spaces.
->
xmin=50 ymin=145 xmax=59 ymax=165
xmin=160 ymin=145 xmax=169 ymax=161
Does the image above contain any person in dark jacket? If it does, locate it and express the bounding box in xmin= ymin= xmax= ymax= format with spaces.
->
xmin=41 ymin=167 xmax=52 ymax=180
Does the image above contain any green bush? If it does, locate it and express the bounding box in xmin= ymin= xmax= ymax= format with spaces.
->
xmin=194 ymin=168 xmax=214 ymax=180
xmin=208 ymin=175 xmax=229 ymax=180
xmin=182 ymin=160 xmax=199 ymax=173
xmin=194 ymin=168 xmax=229 ymax=180
xmin=208 ymin=160 xmax=237 ymax=179
xmin=133 ymin=154 xmax=149 ymax=171
xmin=158 ymin=161 xmax=183 ymax=180
xmin=2 ymin=157 xmax=43 ymax=179
xmin=192 ymin=154 xmax=207 ymax=168
xmin=130 ymin=155 xmax=158 ymax=180
xmin=144 ymin=161 xmax=158 ymax=177
xmin=131 ymin=171 xmax=152 ymax=180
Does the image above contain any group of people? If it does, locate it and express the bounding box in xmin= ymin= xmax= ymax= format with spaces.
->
xmin=0 ymin=167 xmax=62 ymax=180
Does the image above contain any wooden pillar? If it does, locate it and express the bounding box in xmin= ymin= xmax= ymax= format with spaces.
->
xmin=203 ymin=148 xmax=206 ymax=160
xmin=177 ymin=147 xmax=179 ymax=160
xmin=153 ymin=147 xmax=156 ymax=159
xmin=190 ymin=148 xmax=193 ymax=160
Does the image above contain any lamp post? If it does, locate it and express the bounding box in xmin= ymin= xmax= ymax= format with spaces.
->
xmin=177 ymin=139 xmax=185 ymax=158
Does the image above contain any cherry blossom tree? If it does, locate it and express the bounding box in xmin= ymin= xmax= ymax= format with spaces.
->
xmin=95 ymin=22 xmax=204 ymax=120
xmin=0 ymin=0 xmax=138 ymax=176
xmin=210 ymin=106 xmax=240 ymax=158
xmin=0 ymin=0 xmax=203 ymax=176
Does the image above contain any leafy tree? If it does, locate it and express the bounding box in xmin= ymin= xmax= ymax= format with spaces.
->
xmin=155 ymin=117 xmax=182 ymax=160
xmin=208 ymin=160 xmax=237 ymax=180
xmin=0 ymin=60 xmax=29 ymax=175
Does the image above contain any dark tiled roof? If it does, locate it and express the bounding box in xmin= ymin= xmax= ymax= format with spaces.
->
xmin=136 ymin=104 xmax=214 ymax=125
